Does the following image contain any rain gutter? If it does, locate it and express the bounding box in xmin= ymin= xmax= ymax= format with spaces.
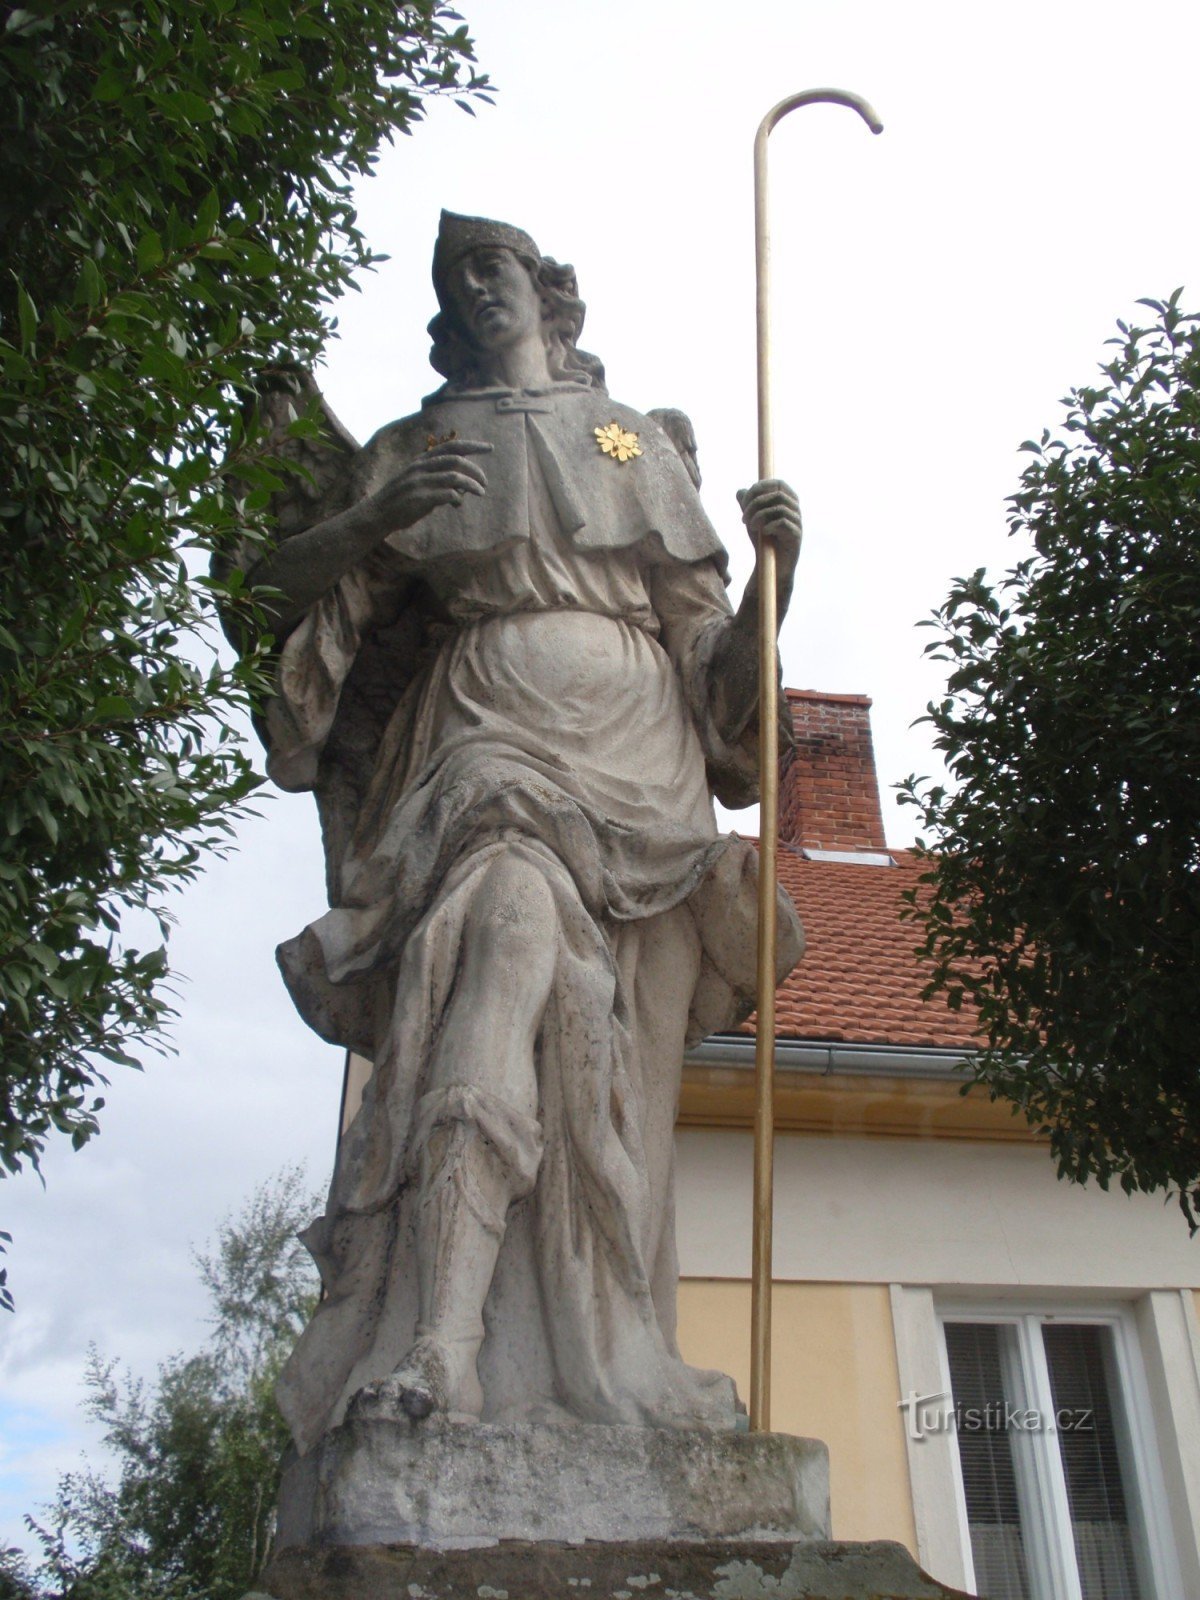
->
xmin=686 ymin=1035 xmax=975 ymax=1082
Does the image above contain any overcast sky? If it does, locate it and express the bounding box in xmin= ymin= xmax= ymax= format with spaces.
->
xmin=4 ymin=0 xmax=1199 ymax=1552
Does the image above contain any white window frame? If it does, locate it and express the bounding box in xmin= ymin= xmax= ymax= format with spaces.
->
xmin=936 ymin=1299 xmax=1184 ymax=1600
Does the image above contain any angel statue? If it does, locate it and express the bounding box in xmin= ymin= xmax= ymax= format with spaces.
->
xmin=233 ymin=211 xmax=804 ymax=1455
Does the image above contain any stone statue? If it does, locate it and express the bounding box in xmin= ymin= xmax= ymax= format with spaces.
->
xmin=237 ymin=212 xmax=804 ymax=1458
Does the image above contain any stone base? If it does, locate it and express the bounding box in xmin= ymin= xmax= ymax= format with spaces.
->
xmin=251 ymin=1539 xmax=977 ymax=1599
xmin=276 ymin=1418 xmax=829 ymax=1548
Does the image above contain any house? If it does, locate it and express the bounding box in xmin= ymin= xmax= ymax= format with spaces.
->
xmin=672 ymin=689 xmax=1200 ymax=1598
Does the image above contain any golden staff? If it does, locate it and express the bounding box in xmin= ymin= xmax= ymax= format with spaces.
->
xmin=750 ymin=88 xmax=883 ymax=1434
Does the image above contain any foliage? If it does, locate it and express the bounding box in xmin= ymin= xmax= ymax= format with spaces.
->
xmin=0 ymin=1551 xmax=37 ymax=1599
xmin=1 ymin=1168 xmax=320 ymax=1600
xmin=901 ymin=293 xmax=1200 ymax=1221
xmin=0 ymin=0 xmax=488 ymax=1296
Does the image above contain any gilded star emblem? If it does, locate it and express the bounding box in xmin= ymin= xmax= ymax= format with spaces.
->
xmin=594 ymin=421 xmax=642 ymax=463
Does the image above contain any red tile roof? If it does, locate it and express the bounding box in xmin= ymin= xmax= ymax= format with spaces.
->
xmin=743 ymin=846 xmax=983 ymax=1053
xmin=734 ymin=687 xmax=983 ymax=1053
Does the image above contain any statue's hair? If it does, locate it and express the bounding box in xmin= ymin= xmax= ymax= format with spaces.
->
xmin=427 ymin=254 xmax=607 ymax=393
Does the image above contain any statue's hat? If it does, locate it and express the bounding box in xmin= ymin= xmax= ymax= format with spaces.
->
xmin=432 ymin=210 xmax=541 ymax=300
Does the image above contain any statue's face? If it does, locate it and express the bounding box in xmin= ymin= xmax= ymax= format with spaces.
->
xmin=445 ymin=247 xmax=543 ymax=354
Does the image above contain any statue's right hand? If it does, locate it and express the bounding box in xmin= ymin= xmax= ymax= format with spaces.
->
xmin=368 ymin=439 xmax=492 ymax=531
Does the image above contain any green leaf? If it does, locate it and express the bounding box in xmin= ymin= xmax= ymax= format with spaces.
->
xmin=93 ymin=67 xmax=127 ymax=101
xmin=195 ymin=187 xmax=220 ymax=239
xmin=159 ymin=89 xmax=216 ymax=123
xmin=95 ymin=696 xmax=134 ymax=718
xmin=136 ymin=231 xmax=164 ymax=272
xmin=15 ymin=284 xmax=37 ymax=352
xmin=135 ymin=345 xmax=185 ymax=382
xmin=259 ymin=68 xmax=305 ymax=91
xmin=27 ymin=943 xmax=59 ymax=973
xmin=77 ymin=254 xmax=104 ymax=307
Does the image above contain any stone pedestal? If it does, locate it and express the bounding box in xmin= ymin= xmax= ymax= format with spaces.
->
xmin=259 ymin=1414 xmax=978 ymax=1599
xmin=251 ymin=1539 xmax=976 ymax=1598
xmin=275 ymin=1417 xmax=829 ymax=1548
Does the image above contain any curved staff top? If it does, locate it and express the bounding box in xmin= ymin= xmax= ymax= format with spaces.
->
xmin=749 ymin=89 xmax=883 ymax=1434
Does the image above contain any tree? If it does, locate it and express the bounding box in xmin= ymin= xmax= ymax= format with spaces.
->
xmin=0 ymin=1168 xmax=319 ymax=1600
xmin=0 ymin=1 xmax=489 ymax=1305
xmin=0 ymin=1554 xmax=36 ymax=1600
xmin=901 ymin=293 xmax=1200 ymax=1221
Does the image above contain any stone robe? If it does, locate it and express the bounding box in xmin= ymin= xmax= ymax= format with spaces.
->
xmin=264 ymin=382 xmax=803 ymax=1453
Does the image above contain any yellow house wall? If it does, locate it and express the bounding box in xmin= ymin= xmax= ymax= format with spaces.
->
xmin=675 ymin=1279 xmax=917 ymax=1550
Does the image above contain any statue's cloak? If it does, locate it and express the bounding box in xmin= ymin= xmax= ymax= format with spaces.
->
xmin=259 ymin=384 xmax=802 ymax=1450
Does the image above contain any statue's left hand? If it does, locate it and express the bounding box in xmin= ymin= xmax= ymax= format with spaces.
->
xmin=736 ymin=479 xmax=802 ymax=594
xmin=712 ymin=479 xmax=802 ymax=729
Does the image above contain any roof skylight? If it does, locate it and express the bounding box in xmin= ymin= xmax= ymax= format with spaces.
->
xmin=801 ymin=848 xmax=897 ymax=867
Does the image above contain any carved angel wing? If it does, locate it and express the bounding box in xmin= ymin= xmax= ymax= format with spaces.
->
xmin=647 ymin=406 xmax=702 ymax=490
xmin=246 ymin=365 xmax=360 ymax=539
xmin=213 ymin=365 xmax=361 ymax=632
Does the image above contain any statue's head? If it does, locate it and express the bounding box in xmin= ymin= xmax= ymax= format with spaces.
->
xmin=427 ymin=210 xmax=606 ymax=392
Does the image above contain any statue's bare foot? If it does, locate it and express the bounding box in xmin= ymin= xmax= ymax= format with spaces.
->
xmin=348 ymin=1336 xmax=482 ymax=1424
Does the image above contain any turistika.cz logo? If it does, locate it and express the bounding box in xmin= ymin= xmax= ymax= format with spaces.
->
xmin=897 ymin=1389 xmax=1094 ymax=1442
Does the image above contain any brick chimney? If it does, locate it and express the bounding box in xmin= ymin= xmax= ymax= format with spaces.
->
xmin=779 ymin=690 xmax=887 ymax=852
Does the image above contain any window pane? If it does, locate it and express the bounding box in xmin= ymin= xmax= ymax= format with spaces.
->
xmin=945 ymin=1322 xmax=1033 ymax=1600
xmin=1042 ymin=1324 xmax=1143 ymax=1600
